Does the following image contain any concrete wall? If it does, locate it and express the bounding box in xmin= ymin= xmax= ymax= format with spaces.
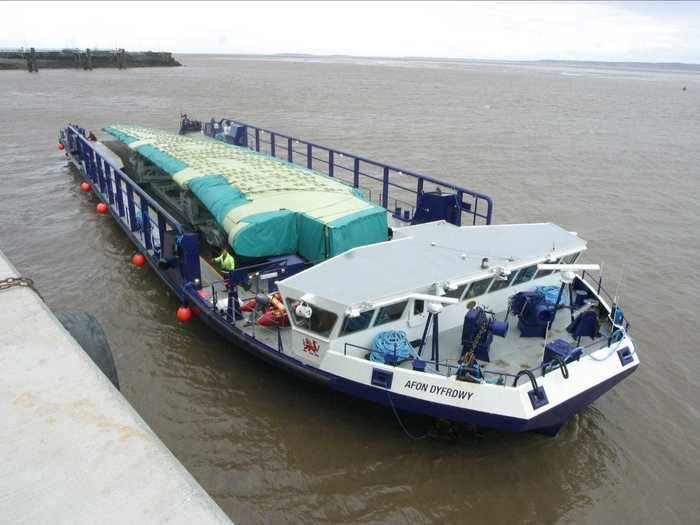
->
xmin=0 ymin=249 xmax=233 ymax=524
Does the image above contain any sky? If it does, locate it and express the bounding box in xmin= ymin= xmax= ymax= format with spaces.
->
xmin=2 ymin=1 xmax=700 ymax=63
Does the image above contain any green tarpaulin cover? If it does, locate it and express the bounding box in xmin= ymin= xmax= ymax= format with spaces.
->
xmin=103 ymin=125 xmax=388 ymax=261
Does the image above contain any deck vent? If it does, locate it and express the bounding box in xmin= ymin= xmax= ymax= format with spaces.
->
xmin=617 ymin=346 xmax=634 ymax=367
xmin=371 ymin=368 xmax=393 ymax=389
xmin=528 ymin=386 xmax=549 ymax=410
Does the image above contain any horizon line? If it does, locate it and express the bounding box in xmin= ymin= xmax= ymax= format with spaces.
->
xmin=175 ymin=52 xmax=700 ymax=67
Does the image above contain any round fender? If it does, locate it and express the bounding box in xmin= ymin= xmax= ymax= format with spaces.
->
xmin=56 ymin=312 xmax=119 ymax=390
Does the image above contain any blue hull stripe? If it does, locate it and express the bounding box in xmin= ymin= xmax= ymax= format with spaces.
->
xmin=329 ymin=365 xmax=638 ymax=432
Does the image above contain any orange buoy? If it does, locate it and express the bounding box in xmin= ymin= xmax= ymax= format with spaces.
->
xmin=58 ymin=143 xmax=65 ymax=150
xmin=131 ymin=253 xmax=146 ymax=267
xmin=96 ymin=202 xmax=108 ymax=214
xmin=177 ymin=306 xmax=192 ymax=322
xmin=80 ymin=182 xmax=90 ymax=193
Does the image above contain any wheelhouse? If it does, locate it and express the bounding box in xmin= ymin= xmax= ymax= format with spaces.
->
xmin=277 ymin=220 xmax=589 ymax=375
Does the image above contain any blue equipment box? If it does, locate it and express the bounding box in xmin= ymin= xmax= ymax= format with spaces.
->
xmin=262 ymin=254 xmax=305 ymax=292
xmin=412 ymin=191 xmax=461 ymax=225
xmin=513 ymin=291 xmax=554 ymax=338
xmin=543 ymin=339 xmax=582 ymax=364
xmin=225 ymin=125 xmax=248 ymax=146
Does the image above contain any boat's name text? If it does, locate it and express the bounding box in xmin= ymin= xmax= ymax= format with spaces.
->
xmin=403 ymin=380 xmax=474 ymax=400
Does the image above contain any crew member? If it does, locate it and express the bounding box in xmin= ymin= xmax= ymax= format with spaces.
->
xmin=214 ymin=247 xmax=235 ymax=271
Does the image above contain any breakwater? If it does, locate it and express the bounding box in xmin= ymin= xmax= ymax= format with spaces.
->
xmin=0 ymin=48 xmax=181 ymax=71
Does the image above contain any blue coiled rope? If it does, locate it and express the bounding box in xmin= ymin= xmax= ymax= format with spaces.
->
xmin=370 ymin=330 xmax=412 ymax=364
xmin=535 ymin=285 xmax=562 ymax=305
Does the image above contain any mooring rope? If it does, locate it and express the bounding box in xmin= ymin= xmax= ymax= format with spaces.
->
xmin=385 ymin=389 xmax=428 ymax=441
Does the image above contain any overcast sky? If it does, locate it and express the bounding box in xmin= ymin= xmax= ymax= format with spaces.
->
xmin=2 ymin=1 xmax=699 ymax=63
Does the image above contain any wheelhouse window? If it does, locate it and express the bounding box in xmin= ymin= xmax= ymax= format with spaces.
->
xmin=444 ymin=283 xmax=468 ymax=300
xmin=561 ymin=252 xmax=580 ymax=264
xmin=374 ymin=300 xmax=408 ymax=326
xmin=535 ymin=258 xmax=560 ymax=278
xmin=488 ymin=270 xmax=516 ymax=292
xmin=286 ymin=299 xmax=338 ymax=338
xmin=512 ymin=264 xmax=538 ymax=285
xmin=340 ymin=310 xmax=375 ymax=336
xmin=413 ymin=299 xmax=424 ymax=315
xmin=464 ymin=277 xmax=493 ymax=299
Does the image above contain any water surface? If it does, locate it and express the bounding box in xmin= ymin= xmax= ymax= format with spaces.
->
xmin=0 ymin=55 xmax=698 ymax=524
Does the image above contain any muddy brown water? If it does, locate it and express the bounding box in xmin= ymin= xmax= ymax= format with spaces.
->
xmin=1 ymin=55 xmax=698 ymax=524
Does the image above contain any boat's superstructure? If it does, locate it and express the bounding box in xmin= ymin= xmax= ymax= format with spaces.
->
xmin=59 ymin=117 xmax=638 ymax=435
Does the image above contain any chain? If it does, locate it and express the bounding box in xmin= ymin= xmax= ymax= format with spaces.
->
xmin=460 ymin=312 xmax=489 ymax=367
xmin=0 ymin=277 xmax=44 ymax=301
xmin=471 ymin=316 xmax=489 ymax=353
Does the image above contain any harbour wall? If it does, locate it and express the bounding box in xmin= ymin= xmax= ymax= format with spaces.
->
xmin=0 ymin=48 xmax=182 ymax=71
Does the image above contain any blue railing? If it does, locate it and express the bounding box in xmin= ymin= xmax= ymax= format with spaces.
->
xmin=579 ymin=270 xmax=614 ymax=304
xmin=578 ymin=272 xmax=631 ymax=333
xmin=61 ymin=126 xmax=201 ymax=286
xmin=210 ymin=118 xmax=494 ymax=226
xmin=343 ymin=330 xmax=615 ymax=384
xmin=202 ymin=256 xmax=305 ymax=339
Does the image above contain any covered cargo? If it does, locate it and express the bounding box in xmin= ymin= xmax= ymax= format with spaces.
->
xmin=103 ymin=125 xmax=388 ymax=261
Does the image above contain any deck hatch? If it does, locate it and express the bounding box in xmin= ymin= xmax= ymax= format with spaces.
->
xmin=617 ymin=346 xmax=634 ymax=367
xmin=371 ymin=368 xmax=393 ymax=389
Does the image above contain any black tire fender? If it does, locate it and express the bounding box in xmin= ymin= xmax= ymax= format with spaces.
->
xmin=56 ymin=312 xmax=119 ymax=390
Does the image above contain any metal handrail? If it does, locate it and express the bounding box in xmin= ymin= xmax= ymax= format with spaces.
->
xmin=342 ymin=328 xmax=616 ymax=383
xmin=67 ymin=126 xmax=184 ymax=233
xmin=62 ymin=124 xmax=207 ymax=294
xmin=580 ymin=270 xmax=615 ymax=305
xmin=219 ymin=118 xmax=494 ymax=225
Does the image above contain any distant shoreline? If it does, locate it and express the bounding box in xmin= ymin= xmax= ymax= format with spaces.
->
xmin=176 ymin=52 xmax=700 ymax=71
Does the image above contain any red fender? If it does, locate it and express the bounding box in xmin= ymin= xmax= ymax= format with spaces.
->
xmin=256 ymin=309 xmax=289 ymax=327
xmin=240 ymin=298 xmax=257 ymax=312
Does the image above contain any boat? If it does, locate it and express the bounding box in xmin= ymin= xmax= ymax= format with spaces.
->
xmin=58 ymin=116 xmax=639 ymax=436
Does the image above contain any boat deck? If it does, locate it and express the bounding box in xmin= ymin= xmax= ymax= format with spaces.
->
xmin=419 ymin=306 xmax=589 ymax=377
xmin=199 ymin=258 xmax=294 ymax=350
xmin=235 ymin=314 xmax=294 ymax=352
